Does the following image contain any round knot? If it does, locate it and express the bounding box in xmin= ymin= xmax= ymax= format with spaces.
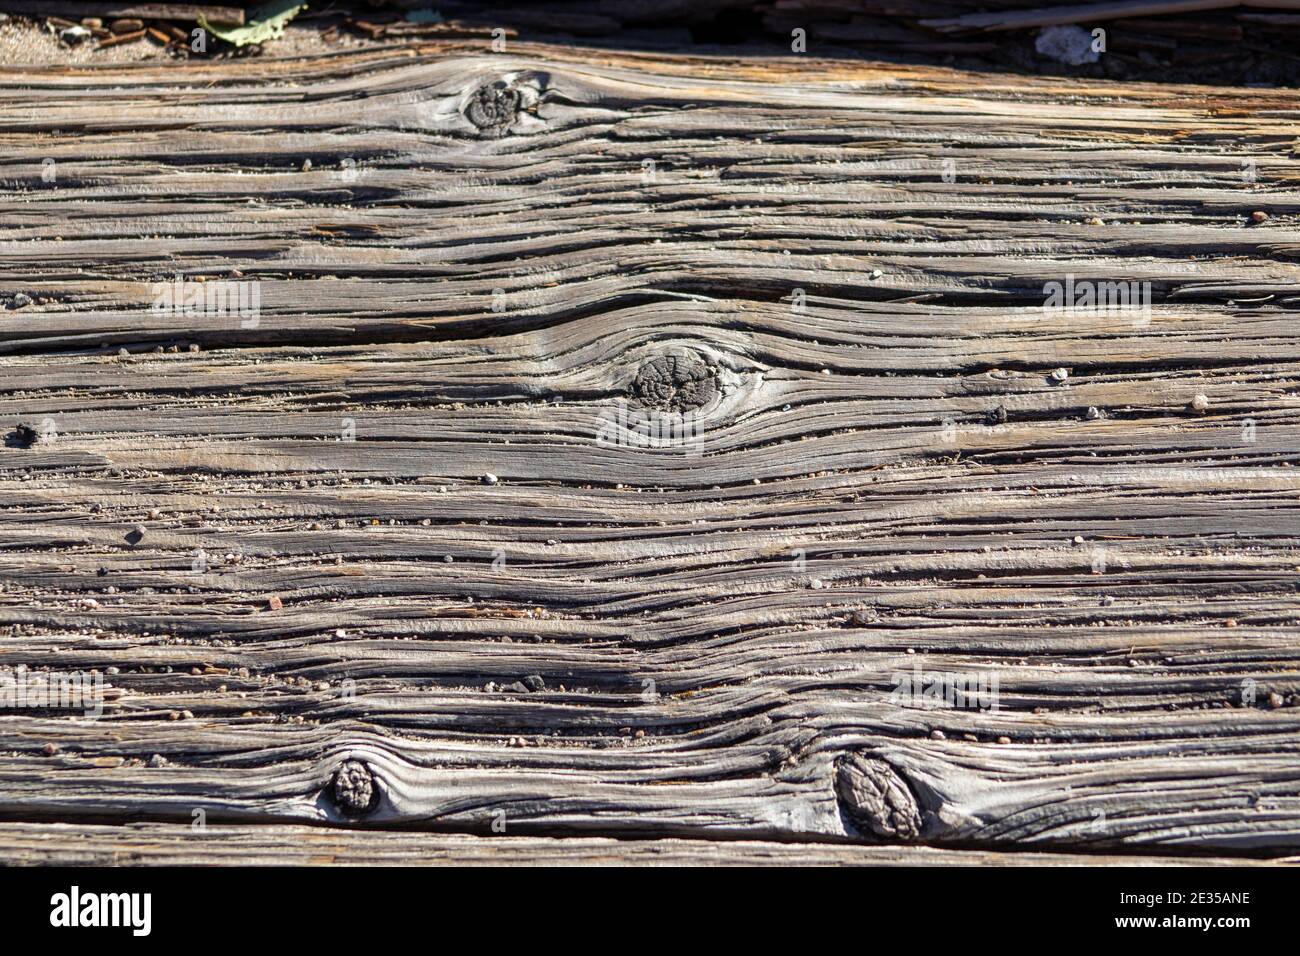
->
xmin=631 ymin=353 xmax=719 ymax=413
xmin=464 ymin=83 xmax=521 ymax=137
xmin=331 ymin=759 xmax=379 ymax=817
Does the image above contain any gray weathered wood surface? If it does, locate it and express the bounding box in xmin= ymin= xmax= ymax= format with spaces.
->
xmin=0 ymin=821 xmax=1285 ymax=866
xmin=1 ymin=41 xmax=1299 ymax=863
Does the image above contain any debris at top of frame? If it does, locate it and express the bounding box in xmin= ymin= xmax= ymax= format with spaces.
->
xmin=199 ymin=0 xmax=305 ymax=48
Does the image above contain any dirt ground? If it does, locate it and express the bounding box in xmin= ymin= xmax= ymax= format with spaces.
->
xmin=1 ymin=7 xmax=1295 ymax=87
xmin=0 ymin=13 xmax=381 ymax=65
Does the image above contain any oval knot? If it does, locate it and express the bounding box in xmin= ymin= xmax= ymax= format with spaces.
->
xmin=631 ymin=352 xmax=719 ymax=413
xmin=464 ymin=83 xmax=521 ymax=137
xmin=331 ymin=759 xmax=379 ymax=817
xmin=834 ymin=753 xmax=922 ymax=841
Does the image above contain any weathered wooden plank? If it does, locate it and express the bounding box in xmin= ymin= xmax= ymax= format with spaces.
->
xmin=0 ymin=821 xmax=1282 ymax=866
xmin=0 ymin=41 xmax=1298 ymax=859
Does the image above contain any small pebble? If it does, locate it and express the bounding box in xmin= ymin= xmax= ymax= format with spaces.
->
xmin=1268 ymin=692 xmax=1284 ymax=709
xmin=1190 ymin=394 xmax=1209 ymax=413
xmin=1250 ymin=210 xmax=1269 ymax=223
xmin=929 ymin=729 xmax=946 ymax=740
xmin=482 ymin=473 xmax=499 ymax=485
xmin=1050 ymin=367 xmax=1069 ymax=384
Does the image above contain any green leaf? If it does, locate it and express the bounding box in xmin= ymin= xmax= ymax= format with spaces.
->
xmin=200 ymin=0 xmax=307 ymax=47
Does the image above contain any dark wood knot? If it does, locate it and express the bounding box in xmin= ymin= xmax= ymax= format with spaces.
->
xmin=834 ymin=753 xmax=922 ymax=841
xmin=331 ymin=759 xmax=379 ymax=817
xmin=6 ymin=424 xmax=38 ymax=448
xmin=631 ymin=352 xmax=719 ymax=413
xmin=464 ymin=83 xmax=521 ymax=138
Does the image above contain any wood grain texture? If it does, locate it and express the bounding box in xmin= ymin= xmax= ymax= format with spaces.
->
xmin=0 ymin=822 xmax=1284 ymax=866
xmin=1 ymin=41 xmax=1299 ymax=861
